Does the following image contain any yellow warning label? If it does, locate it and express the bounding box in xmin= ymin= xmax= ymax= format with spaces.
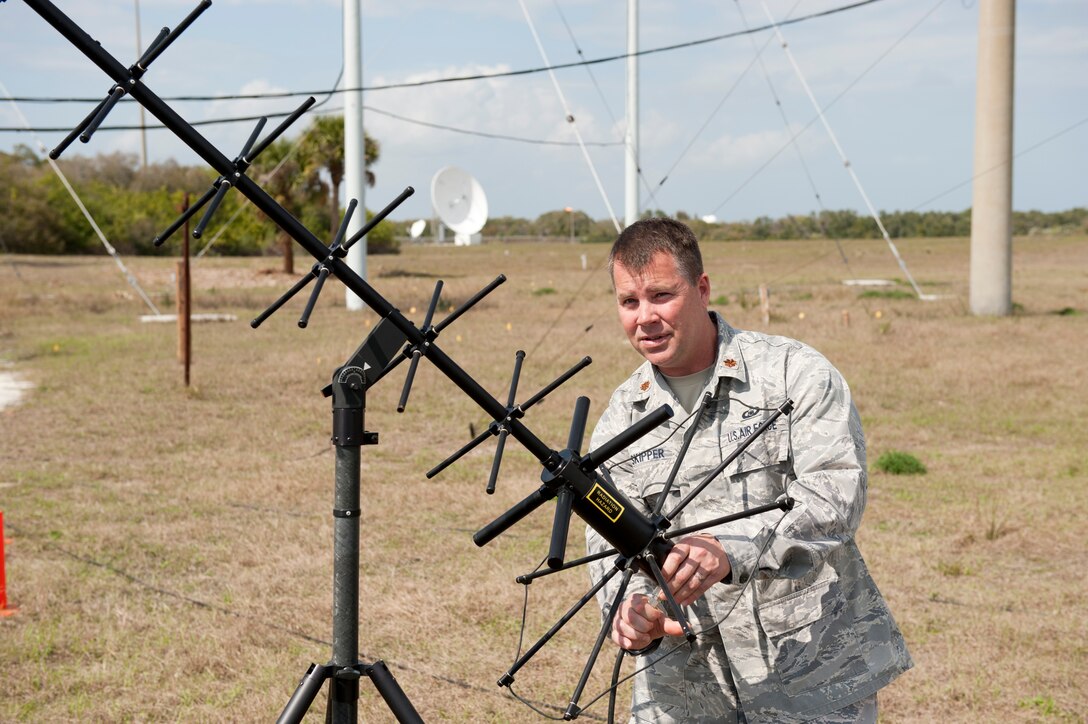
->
xmin=586 ymin=483 xmax=624 ymax=523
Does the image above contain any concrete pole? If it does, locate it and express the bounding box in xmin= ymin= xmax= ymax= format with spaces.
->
xmin=134 ymin=0 xmax=148 ymax=169
xmin=343 ymin=0 xmax=367 ymax=309
xmin=624 ymin=0 xmax=639 ymax=228
xmin=969 ymin=0 xmax=1016 ymax=316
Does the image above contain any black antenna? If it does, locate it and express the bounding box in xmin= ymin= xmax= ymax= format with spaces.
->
xmin=153 ymin=96 xmax=317 ymax=248
xmin=396 ymin=281 xmax=444 ymax=413
xmin=392 ymin=272 xmax=509 ymax=414
xmin=48 ymin=0 xmax=212 ymax=159
xmin=298 ymin=200 xmax=357 ymax=329
xmin=487 ymin=349 xmax=525 ymax=494
xmin=251 ymin=187 xmax=415 ymax=329
xmin=190 ymin=116 xmax=266 ymax=238
xmin=548 ymin=396 xmax=591 ymax=569
xmin=425 ymin=354 xmax=591 ymax=481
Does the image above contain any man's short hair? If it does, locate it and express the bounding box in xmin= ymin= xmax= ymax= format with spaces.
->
xmin=608 ymin=217 xmax=704 ymax=286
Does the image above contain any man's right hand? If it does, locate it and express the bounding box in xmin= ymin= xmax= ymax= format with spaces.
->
xmin=611 ymin=593 xmax=686 ymax=650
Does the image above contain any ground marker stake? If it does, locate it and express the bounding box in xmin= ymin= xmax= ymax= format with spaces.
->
xmin=0 ymin=511 xmax=16 ymax=617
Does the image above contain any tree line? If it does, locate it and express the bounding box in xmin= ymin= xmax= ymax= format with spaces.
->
xmin=483 ymin=206 xmax=1087 ymax=243
xmin=0 ymin=115 xmax=395 ymax=272
xmin=1 ymin=136 xmax=1083 ymax=261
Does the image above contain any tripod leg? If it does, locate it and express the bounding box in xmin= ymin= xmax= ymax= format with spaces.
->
xmin=277 ymin=662 xmax=331 ymax=724
xmin=365 ymin=660 xmax=424 ymax=724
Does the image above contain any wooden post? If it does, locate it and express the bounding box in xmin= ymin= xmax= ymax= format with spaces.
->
xmin=842 ymin=309 xmax=851 ymax=328
xmin=759 ymin=284 xmax=770 ymax=327
xmin=283 ymin=232 xmax=294 ymax=275
xmin=177 ymin=194 xmax=192 ymax=386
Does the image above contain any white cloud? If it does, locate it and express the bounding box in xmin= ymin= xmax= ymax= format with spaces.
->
xmin=701 ymin=123 xmax=824 ymax=169
xmin=364 ymin=63 xmax=613 ymax=151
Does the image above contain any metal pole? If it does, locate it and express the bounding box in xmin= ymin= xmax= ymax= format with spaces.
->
xmin=970 ymin=0 xmax=1016 ymax=316
xmin=134 ymin=0 xmax=148 ymax=169
xmin=343 ymin=0 xmax=367 ymax=307
xmin=624 ymin=0 xmax=639 ymax=228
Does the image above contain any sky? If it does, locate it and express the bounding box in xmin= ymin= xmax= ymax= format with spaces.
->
xmin=1 ymin=0 xmax=1085 ymax=226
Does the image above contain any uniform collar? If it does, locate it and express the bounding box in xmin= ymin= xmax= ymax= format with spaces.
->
xmin=628 ymin=311 xmax=746 ymax=403
xmin=710 ymin=312 xmax=748 ymax=386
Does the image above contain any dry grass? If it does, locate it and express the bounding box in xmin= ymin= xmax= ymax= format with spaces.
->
xmin=1 ymin=236 xmax=1086 ymax=722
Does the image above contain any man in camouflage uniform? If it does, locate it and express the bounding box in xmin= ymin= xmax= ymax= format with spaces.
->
xmin=587 ymin=218 xmax=911 ymax=723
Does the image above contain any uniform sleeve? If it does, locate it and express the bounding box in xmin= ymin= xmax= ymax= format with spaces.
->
xmin=716 ymin=347 xmax=867 ymax=584
xmin=585 ymin=394 xmax=656 ymax=623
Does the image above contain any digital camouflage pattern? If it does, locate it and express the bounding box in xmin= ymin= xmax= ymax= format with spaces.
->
xmin=586 ymin=313 xmax=911 ymax=723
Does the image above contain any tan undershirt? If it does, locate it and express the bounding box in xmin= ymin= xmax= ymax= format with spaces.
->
xmin=661 ymin=365 xmax=714 ymax=414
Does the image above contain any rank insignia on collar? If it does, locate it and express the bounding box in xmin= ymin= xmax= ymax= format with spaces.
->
xmin=723 ymin=358 xmax=737 ymax=368
xmin=640 ymin=380 xmax=651 ymax=391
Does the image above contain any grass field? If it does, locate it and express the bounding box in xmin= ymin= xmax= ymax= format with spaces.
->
xmin=1 ymin=235 xmax=1085 ymax=722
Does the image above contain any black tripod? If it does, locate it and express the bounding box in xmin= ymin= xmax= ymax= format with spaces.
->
xmin=277 ymin=317 xmax=421 ymax=723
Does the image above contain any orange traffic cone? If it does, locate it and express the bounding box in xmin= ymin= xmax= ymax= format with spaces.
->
xmin=1 ymin=510 xmax=16 ymax=616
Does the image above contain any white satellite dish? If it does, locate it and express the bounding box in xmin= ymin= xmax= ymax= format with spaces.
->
xmin=409 ymin=219 xmax=427 ymax=239
xmin=431 ymin=166 xmax=488 ymax=246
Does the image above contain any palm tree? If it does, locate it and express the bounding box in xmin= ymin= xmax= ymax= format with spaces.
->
xmin=254 ymin=137 xmax=324 ymax=274
xmin=298 ymin=115 xmax=380 ymax=240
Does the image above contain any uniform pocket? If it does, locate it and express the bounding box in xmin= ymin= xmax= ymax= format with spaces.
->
xmin=724 ymin=422 xmax=788 ymax=476
xmin=758 ymin=575 xmax=841 ymax=636
xmin=756 ymin=575 xmax=862 ymax=695
xmin=636 ymin=458 xmax=674 ymax=502
xmin=718 ymin=422 xmax=789 ymax=510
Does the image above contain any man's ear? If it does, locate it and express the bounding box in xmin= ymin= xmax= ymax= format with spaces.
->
xmin=697 ymin=273 xmax=711 ymax=305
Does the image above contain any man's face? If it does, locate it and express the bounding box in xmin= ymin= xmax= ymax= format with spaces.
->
xmin=612 ymin=251 xmax=714 ymax=377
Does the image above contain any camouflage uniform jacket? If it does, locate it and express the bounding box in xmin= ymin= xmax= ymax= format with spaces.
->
xmin=586 ymin=313 xmax=912 ymax=722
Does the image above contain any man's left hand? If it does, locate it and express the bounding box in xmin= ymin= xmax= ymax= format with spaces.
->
xmin=659 ymin=534 xmax=731 ymax=608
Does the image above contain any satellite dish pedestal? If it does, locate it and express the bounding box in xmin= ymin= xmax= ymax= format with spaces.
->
xmin=454 ymin=230 xmax=480 ymax=247
xmin=431 ymin=166 xmax=488 ymax=246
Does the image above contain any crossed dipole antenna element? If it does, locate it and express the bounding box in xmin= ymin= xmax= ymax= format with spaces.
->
xmin=433 ymin=386 xmax=795 ymax=720
xmin=153 ymin=96 xmax=317 ymax=246
xmin=46 ymin=0 xmax=212 ymax=161
xmin=249 ymin=185 xmax=416 ymax=330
